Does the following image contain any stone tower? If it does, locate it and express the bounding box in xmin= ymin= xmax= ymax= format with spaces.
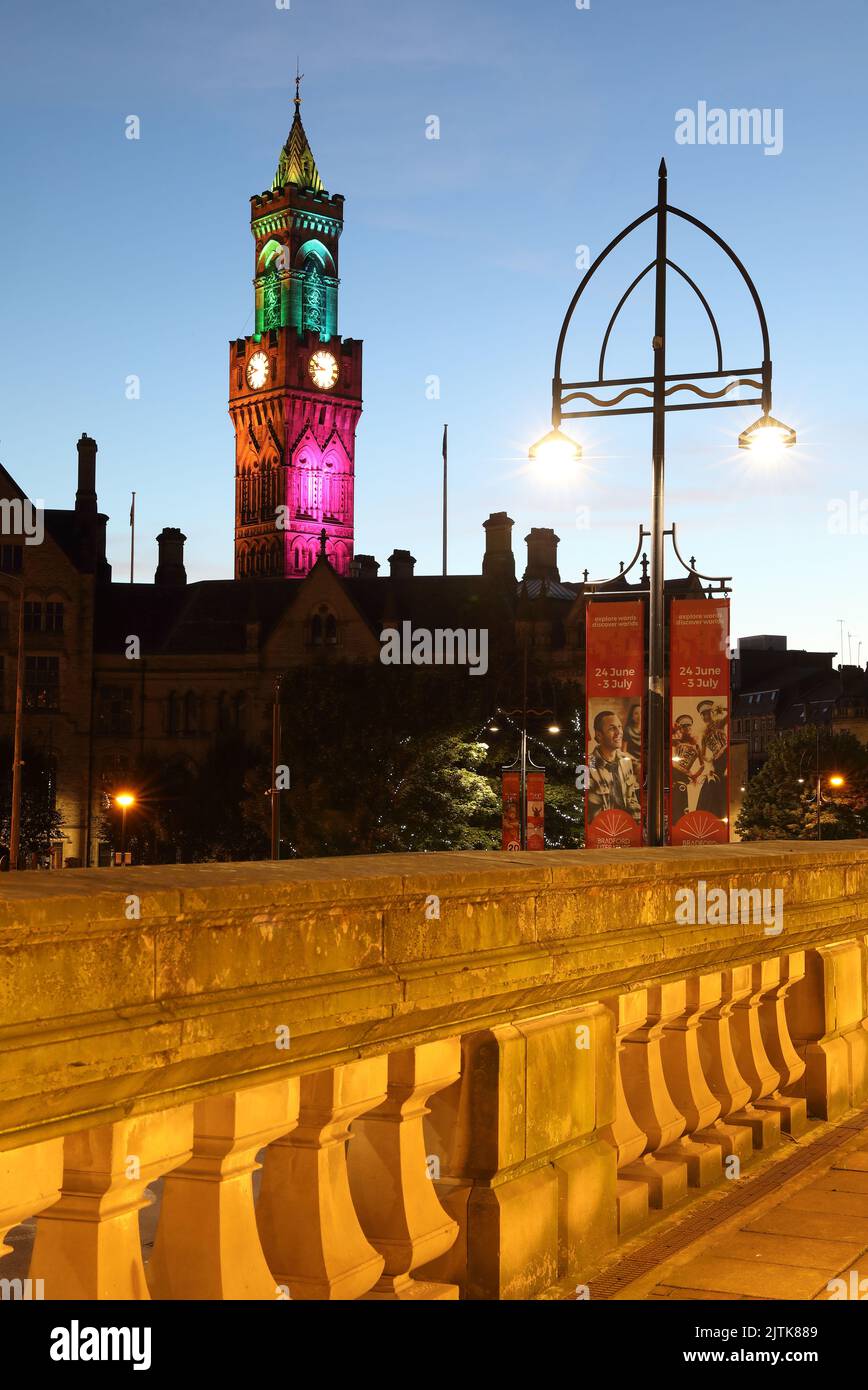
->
xmin=229 ymin=79 xmax=363 ymax=579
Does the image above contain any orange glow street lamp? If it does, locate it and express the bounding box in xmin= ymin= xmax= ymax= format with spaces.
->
xmin=114 ymin=791 xmax=136 ymax=864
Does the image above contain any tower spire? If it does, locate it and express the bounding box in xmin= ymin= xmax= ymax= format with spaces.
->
xmin=272 ymin=68 xmax=323 ymax=193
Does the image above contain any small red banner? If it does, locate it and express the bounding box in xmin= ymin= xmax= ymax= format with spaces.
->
xmin=526 ymin=770 xmax=545 ymax=851
xmin=585 ymin=601 xmax=644 ymax=848
xmin=669 ymin=599 xmax=730 ymax=845
xmin=502 ymin=770 xmax=521 ymax=851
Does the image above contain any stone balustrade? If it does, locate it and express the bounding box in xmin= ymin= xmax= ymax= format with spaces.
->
xmin=1 ymin=842 xmax=868 ymax=1300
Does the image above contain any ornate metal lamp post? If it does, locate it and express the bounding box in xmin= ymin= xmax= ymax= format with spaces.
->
xmin=531 ymin=160 xmax=795 ymax=846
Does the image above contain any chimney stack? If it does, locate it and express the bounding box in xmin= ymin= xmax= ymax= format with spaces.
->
xmin=75 ymin=433 xmax=98 ymax=516
xmin=388 ymin=549 xmax=416 ymax=579
xmin=482 ymin=512 xmax=515 ymax=582
xmin=155 ymin=527 xmax=187 ymax=586
xmin=349 ymin=554 xmax=380 ymax=578
xmin=524 ymin=528 xmax=560 ymax=583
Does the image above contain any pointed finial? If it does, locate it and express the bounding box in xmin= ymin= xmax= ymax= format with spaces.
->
xmin=295 ymin=59 xmax=303 ymax=109
xmin=658 ymin=157 xmax=667 ymax=178
xmin=319 ymin=527 xmax=328 ymax=558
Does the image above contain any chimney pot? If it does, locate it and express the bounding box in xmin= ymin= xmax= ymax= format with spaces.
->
xmin=388 ymin=549 xmax=416 ymax=579
xmin=482 ymin=512 xmax=515 ymax=582
xmin=349 ymin=554 xmax=380 ymax=578
xmin=524 ymin=527 xmax=560 ymax=583
xmin=155 ymin=527 xmax=188 ymax=586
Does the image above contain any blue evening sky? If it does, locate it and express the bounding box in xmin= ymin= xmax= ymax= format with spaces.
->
xmin=1 ymin=0 xmax=865 ymax=659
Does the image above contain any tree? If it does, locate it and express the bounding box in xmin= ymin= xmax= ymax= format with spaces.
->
xmin=258 ymin=664 xmax=501 ymax=857
xmin=99 ymin=734 xmax=269 ymax=864
xmin=736 ymin=726 xmax=868 ymax=841
xmin=0 ymin=739 xmax=66 ymax=864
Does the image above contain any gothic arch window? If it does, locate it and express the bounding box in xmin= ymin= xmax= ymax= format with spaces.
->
xmin=263 ymin=266 xmax=281 ymax=332
xmin=311 ymin=613 xmax=323 ymax=646
xmin=302 ymin=256 xmax=324 ymax=336
xmin=325 ymin=613 xmax=338 ymax=645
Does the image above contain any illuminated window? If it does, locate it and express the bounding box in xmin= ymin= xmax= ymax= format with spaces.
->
xmin=263 ymin=267 xmax=281 ymax=332
xmin=302 ymin=256 xmax=324 ymax=335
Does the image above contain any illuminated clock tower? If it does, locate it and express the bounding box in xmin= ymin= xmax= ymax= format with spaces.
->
xmin=229 ymin=79 xmax=362 ymax=579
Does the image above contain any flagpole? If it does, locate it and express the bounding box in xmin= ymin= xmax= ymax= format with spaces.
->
xmin=130 ymin=491 xmax=136 ymax=583
xmin=442 ymin=424 xmax=448 ymax=576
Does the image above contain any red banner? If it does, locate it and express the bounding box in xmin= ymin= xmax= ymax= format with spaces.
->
xmin=502 ymin=771 xmax=521 ymax=851
xmin=585 ymin=601 xmax=644 ymax=848
xmin=526 ymin=770 xmax=545 ymax=851
xmin=669 ymin=599 xmax=730 ymax=845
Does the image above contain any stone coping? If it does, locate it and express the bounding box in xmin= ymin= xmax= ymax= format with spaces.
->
xmin=1 ymin=843 xmax=867 ymax=1149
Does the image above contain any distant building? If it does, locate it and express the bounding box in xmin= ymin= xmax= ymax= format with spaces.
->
xmin=732 ymin=634 xmax=868 ymax=772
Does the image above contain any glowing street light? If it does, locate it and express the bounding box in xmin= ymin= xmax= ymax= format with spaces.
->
xmin=531 ymin=160 xmax=794 ymax=846
xmin=738 ymin=413 xmax=797 ymax=462
xmin=828 ymin=774 xmax=845 ymax=789
xmin=114 ymin=791 xmax=136 ymax=865
xmin=528 ymin=427 xmax=582 ymax=470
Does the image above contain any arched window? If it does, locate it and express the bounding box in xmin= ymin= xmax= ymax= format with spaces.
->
xmin=263 ymin=266 xmax=281 ymax=332
xmin=311 ymin=613 xmax=323 ymax=645
xmin=302 ymin=255 xmax=325 ymax=336
xmin=325 ymin=614 xmax=338 ymax=645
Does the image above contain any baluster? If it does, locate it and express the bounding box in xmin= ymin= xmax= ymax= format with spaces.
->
xmin=607 ymin=990 xmax=688 ymax=1215
xmin=732 ymin=957 xmax=807 ymax=1135
xmin=346 ymin=1040 xmax=460 ymax=1299
xmin=699 ymin=966 xmax=780 ymax=1150
xmin=256 ymin=1058 xmax=388 ymax=1299
xmin=148 ymin=1079 xmax=299 ymax=1299
xmin=0 ymin=1137 xmax=64 ymax=1271
xmin=30 ymin=1107 xmax=193 ymax=1300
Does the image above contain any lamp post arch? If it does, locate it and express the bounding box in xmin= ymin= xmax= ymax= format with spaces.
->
xmin=532 ymin=161 xmax=795 ymax=846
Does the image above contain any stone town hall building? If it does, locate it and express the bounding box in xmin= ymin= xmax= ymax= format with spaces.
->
xmin=0 ymin=93 xmax=703 ymax=867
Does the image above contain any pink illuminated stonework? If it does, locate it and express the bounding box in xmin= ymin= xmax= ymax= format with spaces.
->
xmin=229 ymin=86 xmax=362 ymax=580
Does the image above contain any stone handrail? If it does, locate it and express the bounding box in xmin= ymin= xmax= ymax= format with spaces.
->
xmin=1 ymin=842 xmax=867 ymax=1299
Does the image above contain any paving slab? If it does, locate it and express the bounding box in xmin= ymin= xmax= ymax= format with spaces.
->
xmin=712 ymin=1230 xmax=863 ymax=1272
xmin=661 ymin=1256 xmax=832 ymax=1300
xmin=745 ymin=1206 xmax=868 ymax=1245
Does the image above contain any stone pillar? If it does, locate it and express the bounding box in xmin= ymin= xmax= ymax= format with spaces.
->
xmin=0 ymin=1138 xmax=64 ymax=1257
xmin=423 ymin=1005 xmax=616 ymax=1299
xmin=256 ymin=1058 xmax=388 ymax=1300
xmin=147 ymin=1079 xmax=299 ymax=1300
xmin=346 ymin=1040 xmax=460 ymax=1299
xmin=787 ymin=940 xmax=868 ymax=1119
xmin=30 ymin=1107 xmax=194 ymax=1300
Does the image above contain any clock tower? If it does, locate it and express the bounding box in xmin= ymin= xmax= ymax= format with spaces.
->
xmin=230 ymin=80 xmax=362 ymax=579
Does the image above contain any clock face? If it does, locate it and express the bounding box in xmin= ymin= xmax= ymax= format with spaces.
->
xmin=246 ymin=351 xmax=269 ymax=390
xmin=309 ymin=350 xmax=339 ymax=391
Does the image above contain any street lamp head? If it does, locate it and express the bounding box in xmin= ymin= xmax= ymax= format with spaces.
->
xmin=547 ymin=722 xmax=561 ymax=734
xmin=528 ymin=427 xmax=582 ymax=470
xmin=738 ymin=413 xmax=797 ymax=462
xmin=114 ymin=791 xmax=136 ymax=809
xmin=829 ymin=774 xmax=845 ymax=788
